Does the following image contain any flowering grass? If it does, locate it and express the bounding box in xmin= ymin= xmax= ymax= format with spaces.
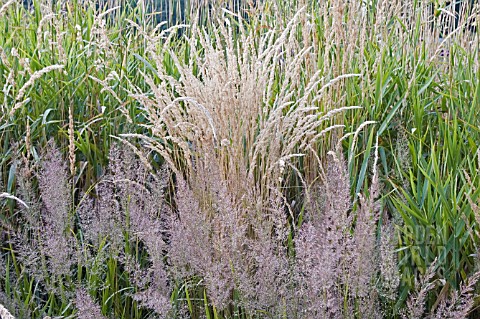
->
xmin=0 ymin=0 xmax=480 ymax=318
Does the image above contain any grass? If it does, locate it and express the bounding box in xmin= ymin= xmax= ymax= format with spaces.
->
xmin=0 ymin=0 xmax=480 ymax=318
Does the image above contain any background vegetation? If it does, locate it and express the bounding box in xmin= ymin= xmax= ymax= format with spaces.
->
xmin=0 ymin=0 xmax=480 ymax=318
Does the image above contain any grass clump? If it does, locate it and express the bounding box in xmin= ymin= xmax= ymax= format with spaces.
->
xmin=1 ymin=0 xmax=480 ymax=318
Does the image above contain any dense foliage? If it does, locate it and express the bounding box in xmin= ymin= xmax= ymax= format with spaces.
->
xmin=0 ymin=0 xmax=480 ymax=318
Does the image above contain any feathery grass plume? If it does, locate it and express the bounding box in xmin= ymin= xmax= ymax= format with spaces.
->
xmin=378 ymin=220 xmax=400 ymax=302
xmin=10 ymin=64 xmax=64 ymax=117
xmin=294 ymin=151 xmax=353 ymax=318
xmin=77 ymin=144 xmax=132 ymax=251
xmin=346 ymin=137 xmax=382 ymax=316
xmin=124 ymin=165 xmax=172 ymax=317
xmin=0 ymin=67 xmax=14 ymax=121
xmin=76 ymin=192 xmax=99 ymax=247
xmin=169 ymin=155 xmax=246 ymax=310
xmin=35 ymin=13 xmax=56 ymax=51
xmin=168 ymin=176 xmax=211 ymax=280
xmin=25 ymin=118 xmax=31 ymax=160
xmin=37 ymin=140 xmax=76 ymax=278
xmin=87 ymin=5 xmax=121 ymax=67
xmin=77 ymin=142 xmax=173 ymax=315
xmin=9 ymin=157 xmax=45 ymax=283
xmin=4 ymin=0 xmax=480 ymax=317
xmin=68 ymin=104 xmax=76 ymax=177
xmin=7 ymin=146 xmax=75 ymax=303
xmin=402 ymin=258 xmax=438 ymax=319
xmin=428 ymin=271 xmax=480 ymax=319
xmin=127 ymin=248 xmax=172 ymax=317
xmin=8 ymin=148 xmax=71 ymax=290
xmin=75 ymin=288 xmax=108 ymax=319
xmin=234 ymin=195 xmax=292 ymax=316
xmin=293 ymin=141 xmax=387 ymax=318
xmin=52 ymin=13 xmax=66 ymax=64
